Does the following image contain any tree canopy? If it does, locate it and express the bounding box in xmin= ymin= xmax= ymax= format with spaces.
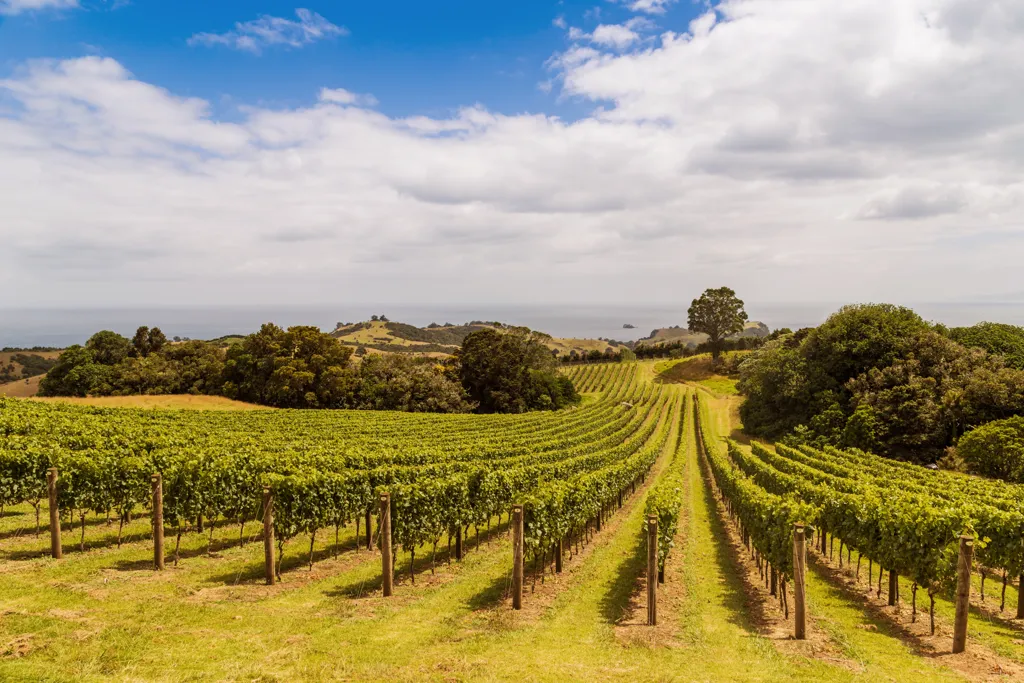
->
xmin=452 ymin=328 xmax=579 ymax=413
xmin=947 ymin=322 xmax=1024 ymax=370
xmin=956 ymin=416 xmax=1024 ymax=483
xmin=738 ymin=304 xmax=1024 ymax=462
xmin=687 ymin=287 xmax=748 ymax=360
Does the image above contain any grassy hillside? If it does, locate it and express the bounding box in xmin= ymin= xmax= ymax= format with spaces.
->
xmin=0 ymin=350 xmax=62 ymax=398
xmin=0 ymin=374 xmax=45 ymax=398
xmin=638 ymin=321 xmax=770 ymax=347
xmin=332 ymin=319 xmax=618 ymax=358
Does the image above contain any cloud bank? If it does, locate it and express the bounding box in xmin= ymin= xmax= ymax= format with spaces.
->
xmin=2 ymin=0 xmax=1024 ymax=307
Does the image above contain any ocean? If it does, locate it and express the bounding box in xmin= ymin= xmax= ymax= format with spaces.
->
xmin=2 ymin=303 xmax=1024 ymax=349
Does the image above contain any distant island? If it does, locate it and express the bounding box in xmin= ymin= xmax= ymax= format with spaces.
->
xmin=622 ymin=323 xmax=636 ymax=329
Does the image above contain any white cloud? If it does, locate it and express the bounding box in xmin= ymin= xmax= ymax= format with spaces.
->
xmin=0 ymin=0 xmax=77 ymax=14
xmin=188 ymin=8 xmax=347 ymax=53
xmin=3 ymin=0 xmax=1024 ymax=308
xmin=552 ymin=16 xmax=567 ymax=29
xmin=590 ymin=24 xmax=641 ymax=48
xmin=618 ymin=0 xmax=676 ymax=15
xmin=319 ymin=88 xmax=378 ymax=107
xmin=563 ymin=21 xmax=650 ymax=50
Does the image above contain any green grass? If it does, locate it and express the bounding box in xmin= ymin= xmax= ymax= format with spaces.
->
xmin=698 ymin=377 xmax=739 ymax=396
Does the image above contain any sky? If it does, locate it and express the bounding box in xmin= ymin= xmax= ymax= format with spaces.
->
xmin=1 ymin=0 xmax=1023 ymax=309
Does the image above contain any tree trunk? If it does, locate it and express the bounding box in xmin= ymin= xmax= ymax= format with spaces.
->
xmin=911 ymin=583 xmax=918 ymax=623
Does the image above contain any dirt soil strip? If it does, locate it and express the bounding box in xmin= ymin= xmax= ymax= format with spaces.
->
xmin=810 ymin=549 xmax=1024 ymax=681
xmin=498 ymin=391 xmax=685 ymax=621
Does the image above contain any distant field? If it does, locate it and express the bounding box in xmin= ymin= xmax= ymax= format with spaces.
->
xmin=545 ymin=336 xmax=617 ymax=356
xmin=0 ymin=374 xmax=44 ymax=398
xmin=334 ymin=319 xmax=619 ymax=358
xmin=0 ymin=350 xmax=63 ymax=398
xmin=27 ymin=394 xmax=270 ymax=410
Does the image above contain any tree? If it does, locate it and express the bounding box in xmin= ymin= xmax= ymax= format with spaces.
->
xmin=948 ymin=322 xmax=1024 ymax=370
xmin=452 ymin=328 xmax=579 ymax=413
xmin=148 ymin=327 xmax=168 ymax=354
xmin=132 ymin=326 xmax=151 ymax=358
xmin=740 ymin=304 xmax=1024 ymax=463
xmin=688 ymin=287 xmax=748 ymax=361
xmin=354 ymin=354 xmax=472 ymax=413
xmin=956 ymin=416 xmax=1024 ymax=482
xmin=221 ymin=324 xmax=355 ymax=408
xmin=38 ymin=346 xmax=111 ymax=397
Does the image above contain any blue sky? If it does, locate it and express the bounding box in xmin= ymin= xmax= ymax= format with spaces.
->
xmin=0 ymin=1 xmax=702 ymax=120
xmin=0 ymin=1 xmax=1022 ymax=309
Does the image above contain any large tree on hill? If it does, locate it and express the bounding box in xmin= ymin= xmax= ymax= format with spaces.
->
xmin=688 ymin=287 xmax=748 ymax=361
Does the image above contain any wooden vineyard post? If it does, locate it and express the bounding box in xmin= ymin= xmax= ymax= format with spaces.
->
xmin=380 ymin=494 xmax=393 ymax=597
xmin=793 ymin=523 xmax=807 ymax=640
xmin=47 ymin=467 xmax=62 ymax=559
xmin=647 ymin=515 xmax=658 ymax=626
xmin=952 ymin=535 xmax=973 ymax=653
xmin=1018 ymin=574 xmax=1024 ymax=620
xmin=365 ymin=509 xmax=372 ymax=551
xmin=512 ymin=505 xmax=523 ymax=610
xmin=262 ymin=487 xmax=275 ymax=586
xmin=151 ymin=473 xmax=164 ymax=571
xmin=555 ymin=538 xmax=563 ymax=574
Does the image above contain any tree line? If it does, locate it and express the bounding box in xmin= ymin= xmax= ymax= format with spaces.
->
xmin=39 ymin=324 xmax=579 ymax=414
xmin=738 ymin=304 xmax=1024 ymax=466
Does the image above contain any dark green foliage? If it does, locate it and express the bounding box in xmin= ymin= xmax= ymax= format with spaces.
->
xmin=352 ymin=354 xmax=472 ymax=413
xmin=687 ymin=287 xmax=748 ymax=360
xmin=454 ymin=328 xmax=580 ymax=413
xmin=38 ymin=346 xmax=113 ymax=397
xmin=132 ymin=326 xmax=152 ymax=358
xmin=740 ymin=304 xmax=1024 ymax=462
xmin=41 ymin=336 xmax=228 ymax=397
xmin=957 ymin=417 xmax=1024 ymax=483
xmin=383 ymin=321 xmax=492 ymax=346
xmin=948 ymin=322 xmax=1024 ymax=369
xmin=87 ymin=330 xmax=133 ymax=365
xmin=222 ymin=324 xmax=355 ymax=408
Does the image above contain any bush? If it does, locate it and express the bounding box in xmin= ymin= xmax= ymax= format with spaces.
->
xmin=956 ymin=416 xmax=1024 ymax=482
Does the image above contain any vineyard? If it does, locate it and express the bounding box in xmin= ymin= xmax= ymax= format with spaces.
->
xmin=1 ymin=361 xmax=1023 ymax=681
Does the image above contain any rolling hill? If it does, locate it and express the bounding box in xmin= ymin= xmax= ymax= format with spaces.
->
xmin=635 ymin=321 xmax=770 ymax=348
xmin=331 ymin=320 xmax=621 ymax=358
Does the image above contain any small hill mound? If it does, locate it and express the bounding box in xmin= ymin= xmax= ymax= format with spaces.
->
xmin=331 ymin=320 xmax=619 ymax=358
xmin=637 ymin=321 xmax=769 ymax=348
